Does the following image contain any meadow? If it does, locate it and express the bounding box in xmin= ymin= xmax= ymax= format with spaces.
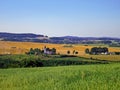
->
xmin=0 ymin=63 xmax=120 ymax=90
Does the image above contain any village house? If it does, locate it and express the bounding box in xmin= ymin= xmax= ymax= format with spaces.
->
xmin=43 ymin=46 xmax=56 ymax=55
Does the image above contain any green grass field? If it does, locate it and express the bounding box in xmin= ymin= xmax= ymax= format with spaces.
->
xmin=0 ymin=63 xmax=120 ymax=90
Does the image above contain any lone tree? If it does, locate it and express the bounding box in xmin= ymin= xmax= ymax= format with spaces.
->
xmin=73 ymin=50 xmax=75 ymax=54
xmin=85 ymin=48 xmax=90 ymax=54
xmin=75 ymin=51 xmax=78 ymax=55
xmin=67 ymin=50 xmax=70 ymax=54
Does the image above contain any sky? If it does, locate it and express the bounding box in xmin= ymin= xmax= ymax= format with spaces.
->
xmin=0 ymin=0 xmax=120 ymax=37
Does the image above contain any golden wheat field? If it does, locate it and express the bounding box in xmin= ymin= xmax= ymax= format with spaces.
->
xmin=0 ymin=41 xmax=92 ymax=55
xmin=0 ymin=41 xmax=120 ymax=61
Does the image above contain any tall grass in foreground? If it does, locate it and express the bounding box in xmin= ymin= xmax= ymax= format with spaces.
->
xmin=0 ymin=63 xmax=120 ymax=90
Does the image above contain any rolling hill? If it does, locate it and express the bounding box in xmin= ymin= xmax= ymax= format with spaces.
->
xmin=0 ymin=32 xmax=120 ymax=44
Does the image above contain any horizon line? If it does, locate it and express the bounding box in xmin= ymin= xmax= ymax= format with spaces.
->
xmin=0 ymin=31 xmax=120 ymax=39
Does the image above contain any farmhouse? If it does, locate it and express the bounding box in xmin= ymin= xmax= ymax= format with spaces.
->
xmin=43 ymin=46 xmax=56 ymax=55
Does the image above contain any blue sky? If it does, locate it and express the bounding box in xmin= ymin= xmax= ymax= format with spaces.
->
xmin=0 ymin=0 xmax=120 ymax=37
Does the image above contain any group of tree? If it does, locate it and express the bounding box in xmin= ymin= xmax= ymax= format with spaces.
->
xmin=26 ymin=48 xmax=42 ymax=55
xmin=26 ymin=47 xmax=56 ymax=55
xmin=67 ymin=50 xmax=78 ymax=55
xmin=85 ymin=47 xmax=109 ymax=55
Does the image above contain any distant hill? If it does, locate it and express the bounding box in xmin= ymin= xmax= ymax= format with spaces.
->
xmin=0 ymin=32 xmax=120 ymax=45
xmin=0 ymin=32 xmax=49 ymax=42
xmin=50 ymin=36 xmax=120 ymax=44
